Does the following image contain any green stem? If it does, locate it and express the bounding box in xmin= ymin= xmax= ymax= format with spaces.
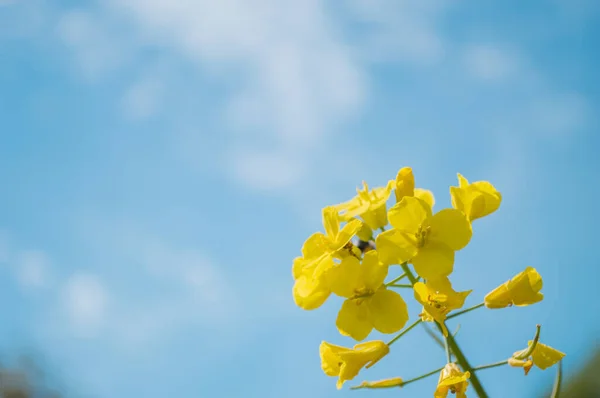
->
xmin=551 ymin=360 xmax=563 ymax=398
xmin=398 ymin=263 xmax=488 ymax=398
xmin=401 ymin=366 xmax=446 ymax=387
xmin=444 ymin=335 xmax=452 ymax=363
xmin=399 ymin=263 xmax=419 ymax=285
xmin=385 ymin=272 xmax=407 ymax=286
xmin=386 ymin=319 xmax=422 ymax=347
xmin=387 ymin=283 xmax=413 ymax=288
xmin=472 ymin=360 xmax=508 ymax=371
xmin=421 ymin=322 xmax=446 ymax=351
xmin=514 ymin=325 xmax=542 ymax=360
xmin=443 ymin=325 xmax=489 ymax=397
xmin=446 ymin=303 xmax=485 ymax=320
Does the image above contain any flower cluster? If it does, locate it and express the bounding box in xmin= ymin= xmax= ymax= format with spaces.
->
xmin=292 ymin=167 xmax=565 ymax=396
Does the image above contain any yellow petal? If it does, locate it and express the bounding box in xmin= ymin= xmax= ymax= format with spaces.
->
xmin=412 ymin=242 xmax=454 ymax=280
xmin=450 ymin=173 xmax=501 ymax=221
xmin=293 ymin=274 xmax=330 ymax=310
xmin=388 ymin=196 xmax=431 ymax=232
xmin=508 ymin=267 xmax=544 ymax=306
xmin=336 ymin=299 xmax=373 ymax=341
xmin=530 ymin=342 xmax=565 ymax=370
xmin=292 ymin=256 xmax=305 ymax=279
xmin=357 ymin=222 xmax=373 ymax=241
xmin=301 ymin=232 xmax=328 ymax=258
xmin=319 ymin=341 xmax=348 ymax=376
xmin=336 ymin=218 xmax=362 ymax=246
xmin=361 ymin=204 xmax=388 ymax=231
xmin=368 ymin=289 xmax=409 ymax=334
xmin=328 ymin=257 xmax=362 ymax=298
xmin=414 ymin=188 xmax=435 ymax=209
xmin=394 ymin=167 xmax=415 ymax=202
xmin=361 ymin=251 xmax=388 ymax=291
xmin=375 ymin=229 xmax=417 ymax=265
xmin=355 ymin=377 xmax=403 ymax=389
xmin=484 ymin=283 xmax=512 ymax=308
xmin=322 ymin=206 xmax=340 ymax=239
xmin=427 ymin=209 xmax=472 ymax=251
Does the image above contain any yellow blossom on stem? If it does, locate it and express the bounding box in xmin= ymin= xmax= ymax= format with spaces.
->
xmin=376 ymin=196 xmax=472 ymax=279
xmin=509 ymin=341 xmax=565 ymax=375
xmin=292 ymin=207 xmax=362 ymax=310
xmin=353 ymin=377 xmax=403 ymax=389
xmin=434 ymin=363 xmax=470 ymax=398
xmin=334 ymin=180 xmax=394 ymax=230
xmin=413 ymin=277 xmax=471 ymax=336
xmin=484 ymin=267 xmax=543 ymax=309
xmin=328 ymin=251 xmax=409 ymax=341
xmin=319 ymin=340 xmax=389 ymax=390
xmin=395 ymin=167 xmax=435 ymax=208
xmin=450 ymin=173 xmax=501 ymax=221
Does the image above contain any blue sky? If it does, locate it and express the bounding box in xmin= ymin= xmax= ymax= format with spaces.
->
xmin=1 ymin=0 xmax=599 ymax=397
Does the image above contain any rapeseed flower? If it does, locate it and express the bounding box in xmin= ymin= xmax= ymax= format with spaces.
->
xmin=329 ymin=251 xmax=409 ymax=341
xmin=320 ymin=340 xmax=389 ymax=389
xmin=413 ymin=277 xmax=471 ymax=336
xmin=450 ymin=173 xmax=501 ymax=221
xmin=376 ymin=196 xmax=472 ymax=279
xmin=434 ymin=363 xmax=470 ymax=398
xmin=484 ymin=267 xmax=543 ymax=309
xmin=509 ymin=341 xmax=565 ymax=375
xmin=335 ymin=180 xmax=394 ymax=231
xmin=394 ymin=166 xmax=435 ymax=208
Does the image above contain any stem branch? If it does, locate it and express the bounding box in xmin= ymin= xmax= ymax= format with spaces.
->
xmin=399 ymin=263 xmax=489 ymax=398
xmin=446 ymin=303 xmax=485 ymax=320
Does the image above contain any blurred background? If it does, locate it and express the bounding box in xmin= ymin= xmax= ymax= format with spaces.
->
xmin=1 ymin=0 xmax=599 ymax=397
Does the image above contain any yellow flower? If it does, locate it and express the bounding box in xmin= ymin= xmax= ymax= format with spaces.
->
xmin=292 ymin=207 xmax=362 ymax=310
xmin=320 ymin=340 xmax=389 ymax=390
xmin=434 ymin=363 xmax=470 ymax=398
xmin=328 ymin=251 xmax=409 ymax=341
xmin=376 ymin=196 xmax=472 ymax=279
xmin=509 ymin=341 xmax=565 ymax=375
xmin=450 ymin=173 xmax=501 ymax=221
xmin=413 ymin=278 xmax=471 ymax=336
xmin=335 ymin=180 xmax=394 ymax=230
xmin=484 ymin=267 xmax=543 ymax=309
xmin=352 ymin=377 xmax=403 ymax=389
xmin=394 ymin=167 xmax=435 ymax=208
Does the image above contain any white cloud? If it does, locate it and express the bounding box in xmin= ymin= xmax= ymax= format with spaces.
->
xmin=121 ymin=76 xmax=164 ymax=120
xmin=343 ymin=0 xmax=445 ymax=64
xmin=16 ymin=250 xmax=50 ymax=289
xmin=464 ymin=44 xmax=519 ymax=81
xmin=56 ymin=9 xmax=131 ymax=80
xmin=63 ymin=273 xmax=109 ymax=336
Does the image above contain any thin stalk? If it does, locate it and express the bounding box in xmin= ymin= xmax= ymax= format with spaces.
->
xmin=387 ymin=283 xmax=413 ymax=288
xmin=446 ymin=303 xmax=485 ymax=320
xmin=385 ymin=272 xmax=407 ymax=286
xmin=550 ymin=360 xmax=563 ymax=398
xmin=472 ymin=360 xmax=508 ymax=372
xmin=402 ymin=365 xmax=445 ymax=387
xmin=421 ymin=322 xmax=446 ymax=351
xmin=386 ymin=319 xmax=422 ymax=347
xmin=444 ymin=335 xmax=452 ymax=363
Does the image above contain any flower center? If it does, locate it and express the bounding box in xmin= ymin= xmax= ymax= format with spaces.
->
xmin=427 ymin=294 xmax=450 ymax=315
xmin=415 ymin=225 xmax=431 ymax=248
xmin=352 ymin=287 xmax=375 ymax=302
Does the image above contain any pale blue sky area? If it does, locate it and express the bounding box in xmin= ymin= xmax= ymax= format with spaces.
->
xmin=1 ymin=1 xmax=599 ymax=397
